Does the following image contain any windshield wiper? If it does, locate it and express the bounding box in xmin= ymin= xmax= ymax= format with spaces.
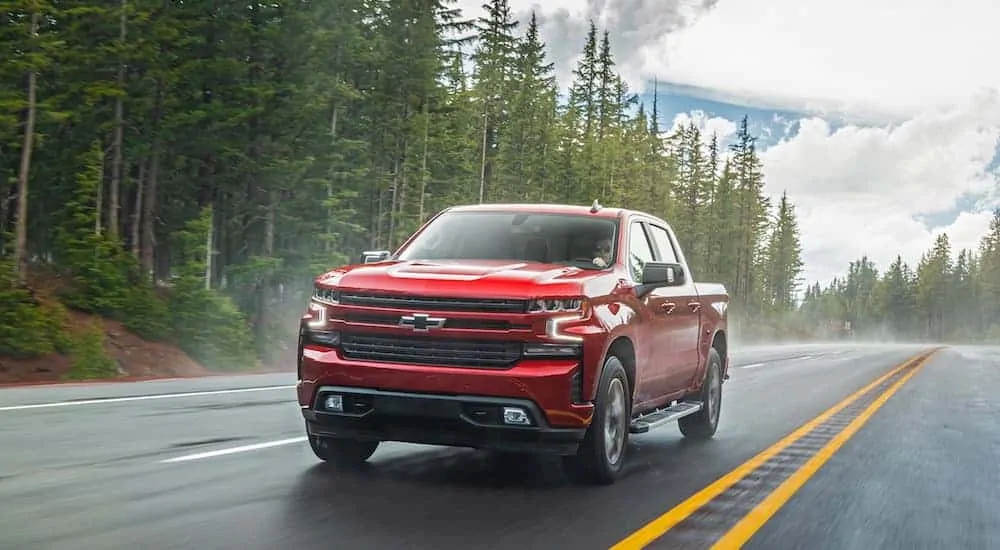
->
xmin=551 ymin=259 xmax=604 ymax=270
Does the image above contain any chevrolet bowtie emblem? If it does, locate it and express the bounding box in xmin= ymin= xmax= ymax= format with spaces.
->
xmin=399 ymin=313 xmax=446 ymax=331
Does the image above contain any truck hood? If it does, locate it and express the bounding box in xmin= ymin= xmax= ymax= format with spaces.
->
xmin=317 ymin=260 xmax=598 ymax=297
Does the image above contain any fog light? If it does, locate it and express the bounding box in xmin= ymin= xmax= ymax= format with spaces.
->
xmin=324 ymin=394 xmax=343 ymax=412
xmin=523 ymin=343 xmax=581 ymax=357
xmin=502 ymin=406 xmax=531 ymax=426
xmin=308 ymin=330 xmax=340 ymax=346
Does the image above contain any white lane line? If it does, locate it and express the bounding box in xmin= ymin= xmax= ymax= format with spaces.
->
xmin=0 ymin=385 xmax=297 ymax=412
xmin=160 ymin=437 xmax=307 ymax=463
xmin=741 ymin=363 xmax=766 ymax=369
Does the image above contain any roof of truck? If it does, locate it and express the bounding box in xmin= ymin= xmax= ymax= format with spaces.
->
xmin=446 ymin=203 xmax=627 ymax=219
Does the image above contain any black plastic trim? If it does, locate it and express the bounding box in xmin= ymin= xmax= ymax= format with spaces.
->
xmin=303 ymin=386 xmax=586 ymax=455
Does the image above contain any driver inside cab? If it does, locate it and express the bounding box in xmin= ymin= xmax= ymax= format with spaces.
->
xmin=592 ymin=237 xmax=612 ymax=268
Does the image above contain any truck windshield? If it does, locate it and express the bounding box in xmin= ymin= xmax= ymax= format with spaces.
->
xmin=396 ymin=211 xmax=619 ymax=269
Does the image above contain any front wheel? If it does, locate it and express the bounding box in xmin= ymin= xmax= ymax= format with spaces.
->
xmin=563 ymin=355 xmax=631 ymax=485
xmin=308 ymin=433 xmax=379 ymax=466
xmin=679 ymin=347 xmax=723 ymax=440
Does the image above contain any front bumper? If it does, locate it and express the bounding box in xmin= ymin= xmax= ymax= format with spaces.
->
xmin=297 ymin=346 xmax=595 ymax=429
xmin=303 ymin=386 xmax=587 ymax=455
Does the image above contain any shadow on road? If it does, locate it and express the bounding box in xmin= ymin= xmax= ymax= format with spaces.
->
xmin=280 ymin=433 xmax=721 ymax=546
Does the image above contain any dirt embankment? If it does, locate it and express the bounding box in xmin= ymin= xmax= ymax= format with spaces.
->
xmin=0 ymin=308 xmax=295 ymax=386
xmin=1 ymin=268 xmax=294 ymax=386
xmin=0 ymin=307 xmax=210 ymax=385
xmin=1 ymin=267 xmax=211 ymax=385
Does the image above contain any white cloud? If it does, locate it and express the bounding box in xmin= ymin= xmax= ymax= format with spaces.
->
xmin=760 ymin=94 xmax=1000 ymax=287
xmin=668 ymin=110 xmax=737 ymax=142
xmin=453 ymin=0 xmax=718 ymax=92
xmin=640 ymin=0 xmax=1000 ymax=119
xmin=455 ymin=0 xmax=998 ymax=121
xmin=454 ymin=0 xmax=584 ymax=16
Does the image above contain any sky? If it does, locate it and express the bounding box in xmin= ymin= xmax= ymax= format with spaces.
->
xmin=454 ymin=0 xmax=1000 ymax=289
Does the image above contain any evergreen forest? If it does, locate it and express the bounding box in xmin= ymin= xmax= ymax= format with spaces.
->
xmin=2 ymin=0 xmax=997 ymax=379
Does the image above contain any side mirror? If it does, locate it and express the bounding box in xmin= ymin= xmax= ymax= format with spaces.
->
xmin=635 ymin=262 xmax=685 ymax=297
xmin=641 ymin=262 xmax=684 ymax=286
xmin=360 ymin=250 xmax=391 ymax=264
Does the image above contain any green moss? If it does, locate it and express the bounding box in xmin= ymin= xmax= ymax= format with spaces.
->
xmin=0 ymin=262 xmax=60 ymax=357
xmin=64 ymin=321 xmax=118 ymax=380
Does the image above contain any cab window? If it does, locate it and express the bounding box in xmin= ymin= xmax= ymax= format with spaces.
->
xmin=628 ymin=222 xmax=655 ymax=281
xmin=646 ymin=224 xmax=679 ymax=263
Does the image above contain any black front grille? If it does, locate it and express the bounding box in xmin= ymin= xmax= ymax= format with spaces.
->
xmin=340 ymin=333 xmax=522 ymax=368
xmin=344 ymin=312 xmax=528 ymax=331
xmin=339 ymin=292 xmax=527 ymax=313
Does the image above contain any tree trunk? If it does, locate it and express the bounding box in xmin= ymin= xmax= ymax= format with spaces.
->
xmin=389 ymin=158 xmax=399 ymax=247
xmin=109 ymin=0 xmax=128 ymax=241
xmin=95 ymin=147 xmax=106 ymax=235
xmin=130 ymin=158 xmax=146 ymax=257
xmin=204 ymin=203 xmax=213 ymax=290
xmin=255 ymin=188 xmax=277 ymax=346
xmin=326 ymin=105 xmax=339 ymax=252
xmin=0 ymin=169 xmax=10 ymax=253
xmin=418 ymin=101 xmax=429 ymax=223
xmin=263 ymin=190 xmax=276 ymax=258
xmin=372 ymin=177 xmax=382 ymax=249
xmin=14 ymin=10 xmax=40 ymax=284
xmin=141 ymin=143 xmax=160 ymax=279
xmin=479 ymin=111 xmax=488 ymax=203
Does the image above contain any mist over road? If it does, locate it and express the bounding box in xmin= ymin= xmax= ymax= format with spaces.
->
xmin=1 ymin=343 xmax=997 ymax=549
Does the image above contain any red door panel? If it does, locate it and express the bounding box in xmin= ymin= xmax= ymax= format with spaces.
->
xmin=645 ymin=222 xmax=702 ymax=394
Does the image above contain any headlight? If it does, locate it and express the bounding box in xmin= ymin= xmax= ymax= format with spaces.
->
xmin=527 ymin=297 xmax=584 ymax=313
xmin=306 ymin=301 xmax=327 ymax=328
xmin=307 ymin=286 xmax=339 ymax=329
xmin=528 ymin=297 xmax=591 ymax=343
xmin=303 ymin=296 xmax=340 ymax=348
xmin=313 ymin=286 xmax=340 ymax=304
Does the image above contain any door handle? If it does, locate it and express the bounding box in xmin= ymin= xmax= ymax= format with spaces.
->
xmin=688 ymin=302 xmax=701 ymax=312
xmin=660 ymin=302 xmax=676 ymax=314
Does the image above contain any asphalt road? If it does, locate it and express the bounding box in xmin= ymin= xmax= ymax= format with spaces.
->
xmin=0 ymin=343 xmax=996 ymax=549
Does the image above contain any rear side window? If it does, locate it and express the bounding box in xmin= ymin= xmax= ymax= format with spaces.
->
xmin=646 ymin=224 xmax=679 ymax=263
xmin=627 ymin=222 xmax=655 ymax=280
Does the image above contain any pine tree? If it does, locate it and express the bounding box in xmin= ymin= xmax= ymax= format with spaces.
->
xmin=764 ymin=191 xmax=804 ymax=311
xmin=0 ymin=4 xmax=826 ymax=367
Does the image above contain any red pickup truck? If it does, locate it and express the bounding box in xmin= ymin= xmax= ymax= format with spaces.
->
xmin=297 ymin=202 xmax=730 ymax=484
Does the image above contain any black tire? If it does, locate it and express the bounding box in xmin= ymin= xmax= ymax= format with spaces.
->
xmin=563 ymin=355 xmax=631 ymax=485
xmin=308 ymin=433 xmax=379 ymax=466
xmin=678 ymin=346 xmax=723 ymax=440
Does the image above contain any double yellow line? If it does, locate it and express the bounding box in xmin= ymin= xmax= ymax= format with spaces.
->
xmin=612 ymin=347 xmax=941 ymax=549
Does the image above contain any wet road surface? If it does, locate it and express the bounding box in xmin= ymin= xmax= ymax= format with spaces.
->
xmin=1 ymin=343 xmax=997 ymax=549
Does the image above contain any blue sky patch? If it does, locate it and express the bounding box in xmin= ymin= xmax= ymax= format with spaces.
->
xmin=915 ymin=193 xmax=983 ymax=229
xmin=634 ymin=81 xmax=888 ymax=147
xmin=635 ymin=81 xmax=1000 ymax=234
xmin=635 ymin=82 xmax=804 ymax=148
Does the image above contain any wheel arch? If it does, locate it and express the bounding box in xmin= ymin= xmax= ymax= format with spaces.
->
xmin=710 ymin=329 xmax=728 ymax=378
xmin=601 ymin=336 xmax=637 ymax=400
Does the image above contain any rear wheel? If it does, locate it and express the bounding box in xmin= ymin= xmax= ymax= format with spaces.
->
xmin=564 ymin=355 xmax=631 ymax=485
xmin=308 ymin=433 xmax=379 ymax=466
xmin=678 ymin=347 xmax=723 ymax=440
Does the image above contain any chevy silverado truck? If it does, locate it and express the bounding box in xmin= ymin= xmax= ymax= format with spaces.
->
xmin=297 ymin=202 xmax=730 ymax=484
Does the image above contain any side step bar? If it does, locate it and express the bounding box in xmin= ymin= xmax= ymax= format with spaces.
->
xmin=629 ymin=401 xmax=703 ymax=434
